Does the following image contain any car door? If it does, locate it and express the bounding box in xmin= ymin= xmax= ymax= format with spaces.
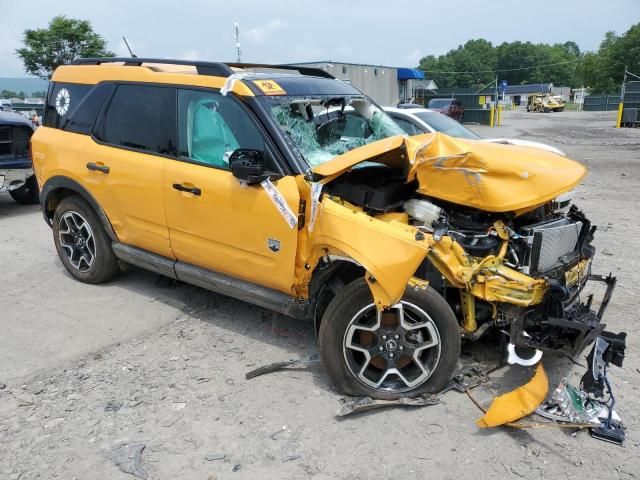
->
xmin=82 ymin=83 xmax=176 ymax=258
xmin=163 ymin=88 xmax=300 ymax=295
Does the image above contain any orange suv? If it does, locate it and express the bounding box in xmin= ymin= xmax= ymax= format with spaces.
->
xmin=32 ymin=58 xmax=614 ymax=399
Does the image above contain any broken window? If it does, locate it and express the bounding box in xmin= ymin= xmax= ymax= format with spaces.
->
xmin=261 ymin=96 xmax=405 ymax=167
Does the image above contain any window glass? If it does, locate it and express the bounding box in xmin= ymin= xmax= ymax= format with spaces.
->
xmin=414 ymin=112 xmax=481 ymax=139
xmin=96 ymin=84 xmax=176 ymax=155
xmin=44 ymin=83 xmax=92 ymax=129
xmin=391 ymin=115 xmax=424 ymax=135
xmin=177 ymin=89 xmax=265 ymax=169
xmin=64 ymin=83 xmax=113 ymax=135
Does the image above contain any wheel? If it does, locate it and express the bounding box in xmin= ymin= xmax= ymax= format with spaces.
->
xmin=319 ymin=279 xmax=460 ymax=399
xmin=9 ymin=175 xmax=39 ymax=205
xmin=52 ymin=195 xmax=120 ymax=284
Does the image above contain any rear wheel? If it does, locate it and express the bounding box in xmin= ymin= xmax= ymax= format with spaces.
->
xmin=9 ymin=175 xmax=39 ymax=205
xmin=52 ymin=195 xmax=120 ymax=283
xmin=319 ymin=279 xmax=460 ymax=399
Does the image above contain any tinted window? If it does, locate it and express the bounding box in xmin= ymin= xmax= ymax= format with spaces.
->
xmin=391 ymin=115 xmax=424 ymax=135
xmin=177 ymin=89 xmax=265 ymax=169
xmin=44 ymin=83 xmax=92 ymax=128
xmin=96 ymin=84 xmax=176 ymax=155
xmin=414 ymin=112 xmax=481 ymax=139
xmin=427 ymin=99 xmax=453 ymax=109
xmin=64 ymin=83 xmax=114 ymax=135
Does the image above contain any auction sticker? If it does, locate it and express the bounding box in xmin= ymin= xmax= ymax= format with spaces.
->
xmin=253 ymin=79 xmax=286 ymax=96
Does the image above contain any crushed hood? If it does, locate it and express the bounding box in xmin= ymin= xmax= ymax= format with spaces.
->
xmin=312 ymin=132 xmax=586 ymax=213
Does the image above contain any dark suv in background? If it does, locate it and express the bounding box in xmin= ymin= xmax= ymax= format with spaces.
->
xmin=426 ymin=98 xmax=464 ymax=122
xmin=0 ymin=110 xmax=38 ymax=204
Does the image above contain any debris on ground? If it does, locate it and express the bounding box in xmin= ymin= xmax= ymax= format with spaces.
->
xmin=439 ymin=365 xmax=494 ymax=394
xmin=336 ymin=392 xmax=439 ymax=417
xmin=245 ymin=353 xmax=321 ymax=379
xmin=204 ymin=453 xmax=225 ymax=461
xmin=477 ymin=363 xmax=548 ymax=428
xmin=104 ymin=442 xmax=148 ymax=479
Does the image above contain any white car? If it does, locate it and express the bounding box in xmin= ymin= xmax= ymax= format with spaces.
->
xmin=383 ymin=106 xmax=566 ymax=156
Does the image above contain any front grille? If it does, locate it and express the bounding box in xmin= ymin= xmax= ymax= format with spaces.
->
xmin=523 ymin=218 xmax=582 ymax=273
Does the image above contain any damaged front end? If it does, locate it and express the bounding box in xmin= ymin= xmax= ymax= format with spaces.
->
xmin=302 ymin=130 xmax=615 ymax=362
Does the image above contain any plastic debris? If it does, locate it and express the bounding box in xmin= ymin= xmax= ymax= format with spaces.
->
xmin=477 ymin=363 xmax=548 ymax=428
xmin=104 ymin=442 xmax=148 ymax=479
xmin=245 ymin=353 xmax=321 ymax=379
xmin=336 ymin=392 xmax=439 ymax=417
xmin=535 ymin=378 xmax=620 ymax=424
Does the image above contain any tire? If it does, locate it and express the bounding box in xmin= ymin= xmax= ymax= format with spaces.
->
xmin=9 ymin=175 xmax=39 ymax=205
xmin=52 ymin=195 xmax=120 ymax=284
xmin=319 ymin=279 xmax=460 ymax=399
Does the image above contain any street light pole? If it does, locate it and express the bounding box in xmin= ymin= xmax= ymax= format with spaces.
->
xmin=234 ymin=23 xmax=241 ymax=63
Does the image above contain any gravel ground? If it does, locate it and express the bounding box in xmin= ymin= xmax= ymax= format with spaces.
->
xmin=0 ymin=110 xmax=639 ymax=480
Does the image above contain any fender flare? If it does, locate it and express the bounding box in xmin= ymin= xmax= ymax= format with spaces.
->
xmin=40 ymin=175 xmax=118 ymax=241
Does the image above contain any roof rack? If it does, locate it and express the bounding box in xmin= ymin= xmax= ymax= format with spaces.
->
xmin=71 ymin=58 xmax=334 ymax=79
xmin=227 ymin=63 xmax=334 ymax=79
xmin=72 ymin=57 xmax=235 ymax=77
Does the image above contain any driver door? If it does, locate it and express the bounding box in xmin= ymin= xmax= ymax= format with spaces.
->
xmin=163 ymin=88 xmax=300 ymax=295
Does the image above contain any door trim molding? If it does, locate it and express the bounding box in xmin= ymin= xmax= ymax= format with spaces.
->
xmin=111 ymin=242 xmax=310 ymax=320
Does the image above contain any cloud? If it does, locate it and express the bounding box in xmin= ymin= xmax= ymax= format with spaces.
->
xmin=179 ymin=49 xmax=201 ymax=61
xmin=244 ymin=19 xmax=287 ymax=43
xmin=402 ymin=49 xmax=423 ymax=66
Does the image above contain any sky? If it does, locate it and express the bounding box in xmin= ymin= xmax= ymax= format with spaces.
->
xmin=1 ymin=0 xmax=639 ymax=77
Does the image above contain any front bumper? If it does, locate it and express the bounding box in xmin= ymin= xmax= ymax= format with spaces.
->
xmin=0 ymin=167 xmax=33 ymax=192
xmin=510 ymin=272 xmax=617 ymax=358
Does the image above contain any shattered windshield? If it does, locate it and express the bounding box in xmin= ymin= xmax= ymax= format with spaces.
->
xmin=260 ymin=95 xmax=405 ymax=167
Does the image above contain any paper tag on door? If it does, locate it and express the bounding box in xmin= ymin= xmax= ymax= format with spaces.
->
xmin=261 ymin=178 xmax=298 ymax=229
xmin=308 ymin=182 xmax=323 ymax=232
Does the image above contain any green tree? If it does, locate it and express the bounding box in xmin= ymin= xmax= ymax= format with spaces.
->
xmin=418 ymin=39 xmax=496 ymax=87
xmin=15 ymin=16 xmax=113 ymax=80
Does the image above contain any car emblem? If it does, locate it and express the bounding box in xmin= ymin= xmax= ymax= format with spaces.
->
xmin=267 ymin=238 xmax=280 ymax=253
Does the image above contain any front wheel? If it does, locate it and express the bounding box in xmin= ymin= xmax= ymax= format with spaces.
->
xmin=319 ymin=279 xmax=460 ymax=399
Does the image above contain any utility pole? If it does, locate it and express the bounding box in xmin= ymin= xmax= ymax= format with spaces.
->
xmin=234 ymin=23 xmax=241 ymax=63
xmin=616 ymin=66 xmax=627 ymax=128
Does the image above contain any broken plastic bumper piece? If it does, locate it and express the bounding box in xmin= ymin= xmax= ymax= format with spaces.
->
xmin=477 ymin=363 xmax=549 ymax=428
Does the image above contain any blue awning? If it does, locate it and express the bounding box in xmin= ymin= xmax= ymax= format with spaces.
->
xmin=397 ymin=68 xmax=425 ymax=80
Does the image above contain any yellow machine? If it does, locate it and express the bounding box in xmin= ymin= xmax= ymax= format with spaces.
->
xmin=527 ymin=93 xmax=565 ymax=112
xmin=32 ymin=58 xmax=614 ymax=400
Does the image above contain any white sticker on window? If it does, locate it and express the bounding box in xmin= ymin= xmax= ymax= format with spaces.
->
xmin=308 ymin=182 xmax=323 ymax=232
xmin=55 ymin=88 xmax=71 ymax=116
xmin=261 ymin=178 xmax=298 ymax=229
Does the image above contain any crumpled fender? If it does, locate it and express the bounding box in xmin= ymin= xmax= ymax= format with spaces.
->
xmin=307 ymin=197 xmax=434 ymax=308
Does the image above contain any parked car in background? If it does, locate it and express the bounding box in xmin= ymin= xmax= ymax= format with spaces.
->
xmin=0 ymin=110 xmax=38 ymax=204
xmin=384 ymin=106 xmax=566 ymax=156
xmin=425 ymin=98 xmax=464 ymax=122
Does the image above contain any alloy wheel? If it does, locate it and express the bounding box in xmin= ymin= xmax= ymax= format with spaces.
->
xmin=58 ymin=211 xmax=96 ymax=272
xmin=342 ymin=301 xmax=441 ymax=393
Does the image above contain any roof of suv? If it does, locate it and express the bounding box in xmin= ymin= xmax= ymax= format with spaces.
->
xmin=53 ymin=57 xmax=356 ymax=98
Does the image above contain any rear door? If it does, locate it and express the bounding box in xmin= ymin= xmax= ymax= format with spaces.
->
xmin=83 ymin=84 xmax=176 ymax=257
xmin=163 ymin=88 xmax=300 ymax=294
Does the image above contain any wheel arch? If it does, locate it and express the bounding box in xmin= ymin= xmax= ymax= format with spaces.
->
xmin=40 ymin=175 xmax=118 ymax=242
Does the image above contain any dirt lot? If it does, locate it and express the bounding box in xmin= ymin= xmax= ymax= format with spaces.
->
xmin=0 ymin=110 xmax=639 ymax=479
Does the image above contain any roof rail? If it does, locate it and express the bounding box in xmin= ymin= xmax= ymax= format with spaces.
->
xmin=72 ymin=57 xmax=235 ymax=77
xmin=227 ymin=63 xmax=335 ymax=79
xmin=71 ymin=58 xmax=335 ymax=79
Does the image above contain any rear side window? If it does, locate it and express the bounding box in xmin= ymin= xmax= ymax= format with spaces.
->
xmin=45 ymin=83 xmax=92 ymax=128
xmin=63 ymin=83 xmax=114 ymax=135
xmin=95 ymin=84 xmax=176 ymax=155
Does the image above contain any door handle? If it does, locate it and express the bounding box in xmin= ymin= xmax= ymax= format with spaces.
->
xmin=86 ymin=162 xmax=110 ymax=174
xmin=172 ymin=183 xmax=201 ymax=196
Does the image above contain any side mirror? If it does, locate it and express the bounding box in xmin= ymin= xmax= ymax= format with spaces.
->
xmin=229 ymin=149 xmax=270 ymax=185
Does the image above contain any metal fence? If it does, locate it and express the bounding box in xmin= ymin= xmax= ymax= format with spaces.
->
xmin=583 ymin=95 xmax=621 ymax=111
xmin=414 ymin=87 xmax=496 ymax=125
